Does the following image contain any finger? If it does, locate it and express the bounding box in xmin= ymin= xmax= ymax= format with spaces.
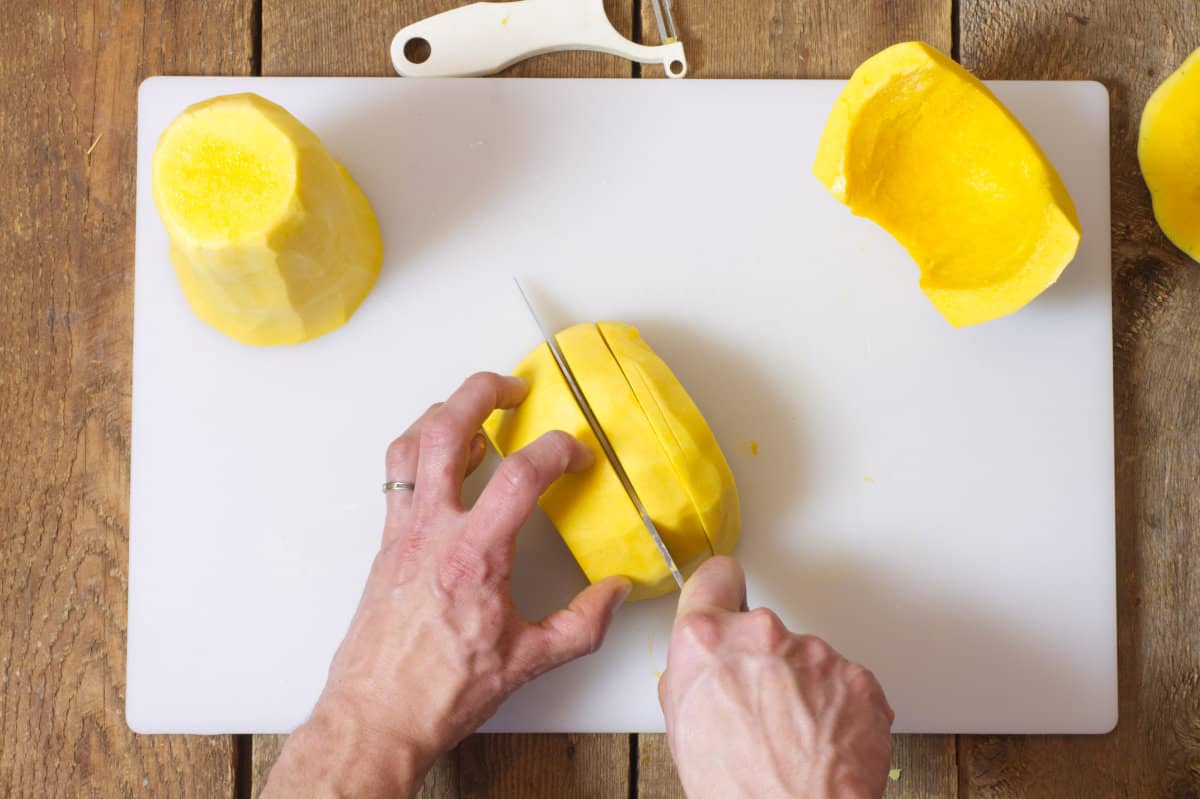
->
xmin=468 ymin=430 xmax=592 ymax=554
xmin=675 ymin=556 xmax=747 ymax=622
xmin=514 ymin=576 xmax=633 ymax=678
xmin=416 ymin=373 xmax=528 ymax=510
xmin=464 ymin=432 xmax=487 ymax=478
xmin=384 ymin=403 xmax=442 ymax=524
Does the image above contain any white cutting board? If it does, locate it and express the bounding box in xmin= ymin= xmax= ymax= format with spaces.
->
xmin=128 ymin=77 xmax=1115 ymax=735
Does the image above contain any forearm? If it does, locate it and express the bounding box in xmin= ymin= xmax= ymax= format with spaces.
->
xmin=261 ymin=701 xmax=434 ymax=799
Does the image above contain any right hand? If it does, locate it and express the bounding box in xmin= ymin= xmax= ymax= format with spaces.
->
xmin=659 ymin=557 xmax=894 ymax=799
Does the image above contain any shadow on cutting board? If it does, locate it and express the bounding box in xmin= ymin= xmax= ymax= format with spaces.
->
xmin=752 ymin=549 xmax=1100 ymax=731
xmin=627 ymin=317 xmax=811 ymax=528
xmin=320 ymin=89 xmax=538 ymax=287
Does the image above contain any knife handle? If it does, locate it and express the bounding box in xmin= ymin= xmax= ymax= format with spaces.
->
xmin=390 ymin=0 xmax=687 ymax=78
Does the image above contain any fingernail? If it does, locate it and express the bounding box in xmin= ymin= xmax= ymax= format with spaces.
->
xmin=575 ymin=442 xmax=595 ymax=470
xmin=616 ymin=578 xmax=634 ymax=606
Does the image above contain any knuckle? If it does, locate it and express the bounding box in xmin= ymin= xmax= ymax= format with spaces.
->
xmin=745 ymin=607 xmax=788 ymax=645
xmin=582 ymin=623 xmax=605 ymax=656
xmin=464 ymin=371 xmax=499 ymax=395
xmin=796 ymin=633 xmax=837 ymax=662
xmin=386 ymin=436 xmax=417 ymax=470
xmin=844 ymin=661 xmax=881 ymax=690
xmin=496 ymin=452 xmax=540 ymax=496
xmin=540 ymin=429 xmax=576 ymax=461
xmin=675 ymin=612 xmax=721 ymax=652
xmin=420 ymin=410 xmax=463 ymax=450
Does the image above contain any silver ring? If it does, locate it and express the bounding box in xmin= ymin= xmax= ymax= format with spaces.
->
xmin=382 ymin=481 xmax=416 ymax=493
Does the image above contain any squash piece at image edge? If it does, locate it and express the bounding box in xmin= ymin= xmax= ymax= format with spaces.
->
xmin=813 ymin=42 xmax=1082 ymax=327
xmin=1139 ymin=45 xmax=1200 ymax=264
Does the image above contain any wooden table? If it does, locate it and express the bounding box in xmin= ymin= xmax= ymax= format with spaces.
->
xmin=3 ymin=1 xmax=1199 ymax=796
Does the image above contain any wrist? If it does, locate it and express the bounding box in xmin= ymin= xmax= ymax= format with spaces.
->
xmin=263 ymin=696 xmax=436 ymax=799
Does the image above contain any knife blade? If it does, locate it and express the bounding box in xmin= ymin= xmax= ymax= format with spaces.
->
xmin=513 ymin=278 xmax=685 ymax=589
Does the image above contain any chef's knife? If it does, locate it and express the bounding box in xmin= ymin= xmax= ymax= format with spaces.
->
xmin=513 ymin=279 xmax=685 ymax=589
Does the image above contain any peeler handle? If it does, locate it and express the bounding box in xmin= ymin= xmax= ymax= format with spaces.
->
xmin=390 ymin=0 xmax=687 ymax=78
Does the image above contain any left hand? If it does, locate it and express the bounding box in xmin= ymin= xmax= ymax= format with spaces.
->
xmin=263 ymin=372 xmax=633 ymax=799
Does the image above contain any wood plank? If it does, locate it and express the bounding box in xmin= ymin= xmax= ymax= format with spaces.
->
xmin=254 ymin=1 xmax=635 ymax=796
xmin=0 ymin=0 xmax=253 ymax=796
xmin=960 ymin=2 xmax=1200 ymax=796
xmin=253 ymin=733 xmax=629 ymax=797
xmin=639 ymin=0 xmax=951 ymax=78
xmin=637 ymin=731 xmax=959 ymax=797
xmin=251 ymin=735 xmax=287 ymax=798
xmin=636 ymin=734 xmax=683 ymax=799
xmin=263 ymin=0 xmax=635 ymax=77
xmin=455 ymin=734 xmax=630 ymax=798
xmin=635 ymin=1 xmax=958 ymax=797
xmin=886 ymin=736 xmax=958 ymax=798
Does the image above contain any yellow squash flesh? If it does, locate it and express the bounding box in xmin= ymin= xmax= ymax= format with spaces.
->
xmin=483 ymin=323 xmax=739 ymax=601
xmin=814 ymin=42 xmax=1081 ymax=327
xmin=597 ymin=322 xmax=741 ymax=557
xmin=1139 ymin=46 xmax=1200 ymax=263
xmin=152 ymin=93 xmax=382 ymax=346
xmin=557 ymin=324 xmax=713 ymax=581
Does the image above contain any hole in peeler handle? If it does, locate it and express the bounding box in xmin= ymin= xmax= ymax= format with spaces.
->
xmin=404 ymin=37 xmax=432 ymax=64
xmin=668 ymin=59 xmax=685 ymax=77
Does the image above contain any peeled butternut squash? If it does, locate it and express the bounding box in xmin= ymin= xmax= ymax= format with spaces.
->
xmin=814 ymin=42 xmax=1081 ymax=327
xmin=597 ymin=322 xmax=740 ymax=557
xmin=152 ymin=93 xmax=382 ymax=346
xmin=483 ymin=323 xmax=739 ymax=601
xmin=1139 ymin=46 xmax=1200 ymax=263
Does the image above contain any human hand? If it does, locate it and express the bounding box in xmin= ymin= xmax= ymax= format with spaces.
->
xmin=659 ymin=557 xmax=894 ymax=799
xmin=263 ymin=373 xmax=633 ymax=799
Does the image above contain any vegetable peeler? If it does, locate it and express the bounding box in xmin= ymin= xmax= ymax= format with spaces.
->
xmin=390 ymin=0 xmax=687 ymax=78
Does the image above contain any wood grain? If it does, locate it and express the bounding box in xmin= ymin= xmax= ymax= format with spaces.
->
xmin=639 ymin=0 xmax=952 ymax=78
xmin=263 ymin=0 xmax=635 ymax=77
xmin=454 ymin=733 xmax=630 ymax=797
xmin=253 ymin=1 xmax=635 ymax=795
xmin=251 ymin=735 xmax=287 ymax=798
xmin=960 ymin=1 xmax=1200 ymax=796
xmin=885 ymin=736 xmax=958 ymax=799
xmin=637 ymin=734 xmax=683 ymax=799
xmin=637 ymin=732 xmax=959 ymax=797
xmin=0 ymin=0 xmax=253 ymax=796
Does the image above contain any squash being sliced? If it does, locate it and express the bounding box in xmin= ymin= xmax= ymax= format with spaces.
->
xmin=482 ymin=340 xmax=676 ymax=601
xmin=597 ymin=322 xmax=741 ymax=557
xmin=814 ymin=42 xmax=1081 ymax=327
xmin=483 ymin=323 xmax=740 ymax=601
xmin=152 ymin=93 xmax=382 ymax=346
xmin=556 ymin=324 xmax=713 ymax=582
xmin=1139 ymin=45 xmax=1200 ymax=263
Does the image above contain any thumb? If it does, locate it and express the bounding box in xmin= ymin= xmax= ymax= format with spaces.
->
xmin=518 ymin=575 xmax=634 ymax=677
xmin=675 ymin=556 xmax=747 ymax=622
